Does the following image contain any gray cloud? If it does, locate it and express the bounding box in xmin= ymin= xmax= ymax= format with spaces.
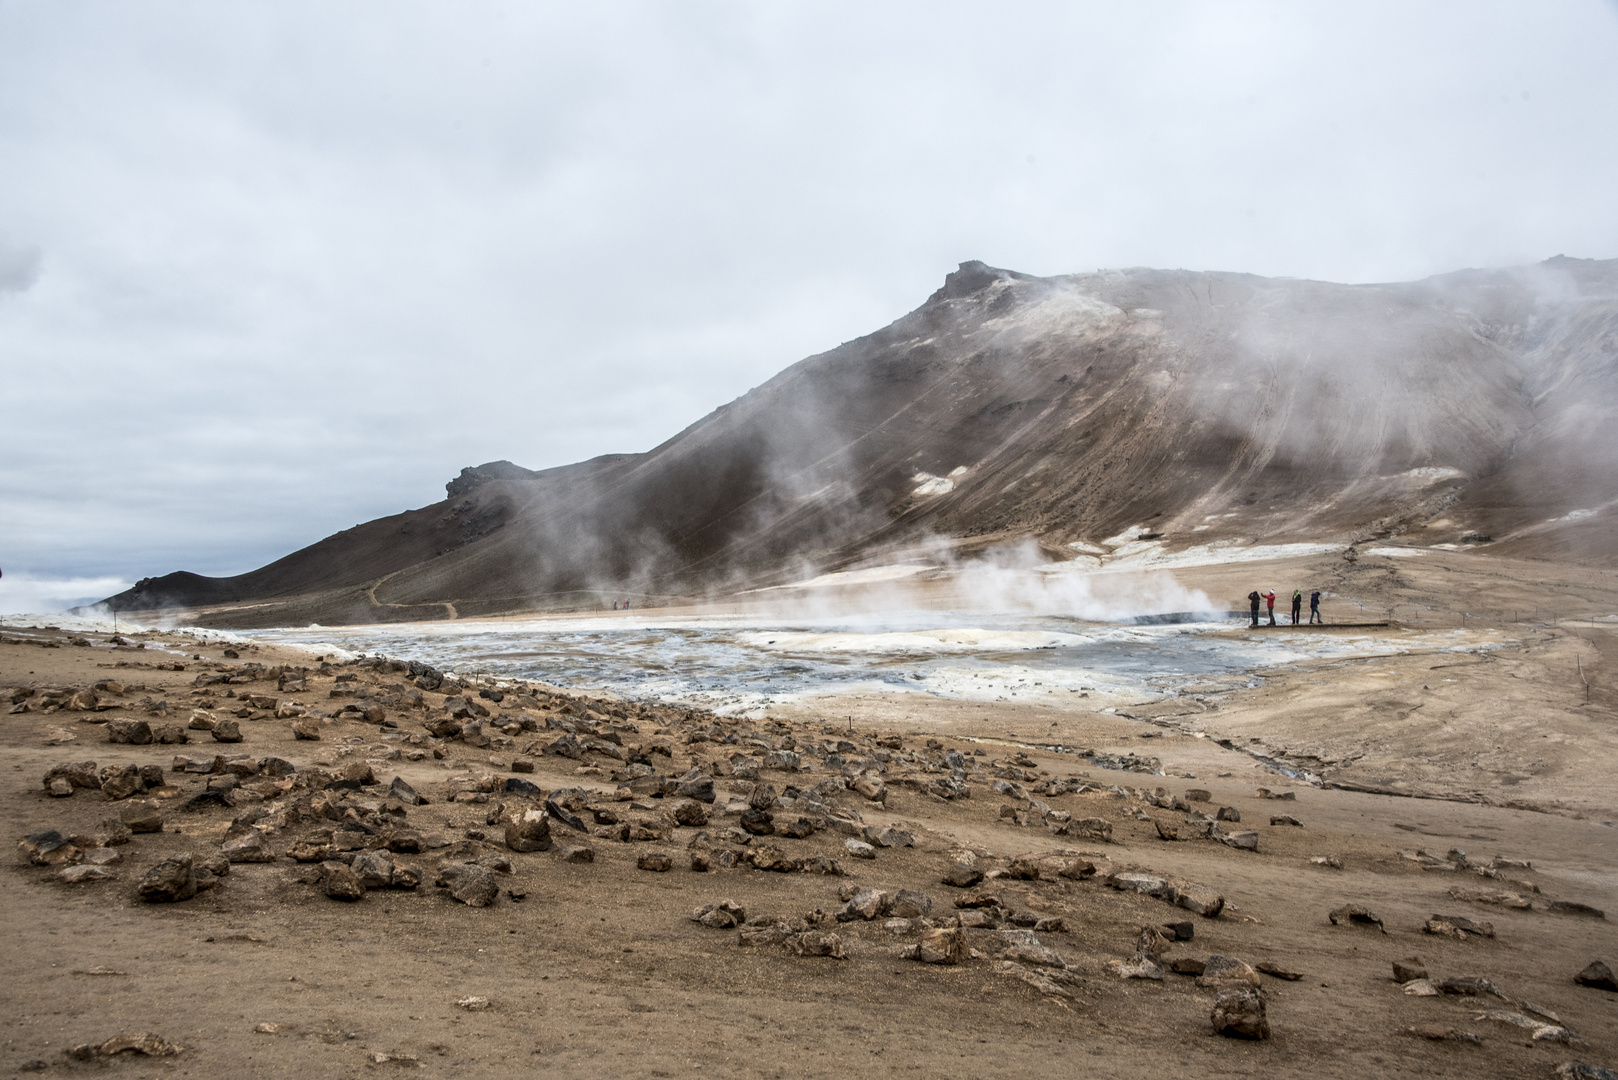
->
xmin=0 ymin=1 xmax=1616 ymax=607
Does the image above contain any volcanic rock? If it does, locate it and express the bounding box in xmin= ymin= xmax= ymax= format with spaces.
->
xmin=903 ymin=927 xmax=964 ymax=965
xmin=220 ymin=829 xmax=276 ymax=863
xmin=504 ymin=810 xmax=553 ymax=853
xmin=138 ymin=853 xmax=198 ymax=902
xmin=1328 ymin=905 xmax=1386 ymax=932
xmin=1211 ymin=988 xmax=1270 ymax=1039
xmin=1574 ymin=960 xmax=1617 ymax=992
xmin=321 ymin=861 xmax=365 ymax=901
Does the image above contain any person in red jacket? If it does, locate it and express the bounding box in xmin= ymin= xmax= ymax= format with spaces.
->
xmin=1264 ymin=590 xmax=1277 ymax=626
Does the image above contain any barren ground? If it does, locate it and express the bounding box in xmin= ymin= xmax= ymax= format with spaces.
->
xmin=3 ymin=550 xmax=1616 ymax=1078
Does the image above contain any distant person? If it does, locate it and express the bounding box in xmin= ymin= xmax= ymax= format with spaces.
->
xmin=1264 ymin=590 xmax=1277 ymax=626
xmin=1291 ymin=589 xmax=1302 ymax=624
xmin=1248 ymin=590 xmax=1261 ymax=627
xmin=612 ymin=600 xmax=618 ymax=611
xmin=1309 ymin=590 xmax=1322 ymax=624
xmin=622 ymin=600 xmax=630 ymax=610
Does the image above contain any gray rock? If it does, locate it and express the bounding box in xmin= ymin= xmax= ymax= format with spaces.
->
xmin=558 ymin=844 xmax=595 ymax=864
xmin=636 ymin=852 xmax=673 ymax=872
xmin=351 ymin=850 xmax=396 ymax=888
xmin=1215 ymin=827 xmax=1259 ymax=851
xmin=209 ymin=718 xmax=243 ymax=742
xmin=60 ymin=864 xmax=115 ymax=883
xmin=675 ymin=772 xmax=716 ymax=803
xmin=844 ymin=838 xmax=876 ymax=860
xmin=441 ymin=863 xmax=499 ymax=906
xmin=877 ymin=827 xmax=915 ymax=848
xmin=1175 ymin=882 xmax=1225 ymax=918
xmin=888 ymin=890 xmax=933 ymax=919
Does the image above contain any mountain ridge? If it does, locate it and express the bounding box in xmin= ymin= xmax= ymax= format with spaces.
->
xmin=107 ymin=256 xmax=1618 ymax=626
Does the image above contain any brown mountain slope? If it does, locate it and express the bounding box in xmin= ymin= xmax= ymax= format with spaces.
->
xmin=107 ymin=257 xmax=1618 ymax=626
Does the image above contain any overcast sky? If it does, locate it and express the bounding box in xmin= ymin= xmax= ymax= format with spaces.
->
xmin=2 ymin=1 xmax=1617 ymax=612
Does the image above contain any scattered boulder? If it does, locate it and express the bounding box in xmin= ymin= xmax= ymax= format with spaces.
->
xmin=1106 ymin=957 xmax=1164 ymax=980
xmin=1574 ymin=960 xmax=1617 ymax=992
xmin=321 ymin=861 xmax=365 ymax=901
xmin=96 ymin=1032 xmax=183 ymax=1057
xmin=60 ymin=864 xmax=115 ymax=884
xmin=942 ymin=861 xmax=984 ymax=888
xmin=291 ymin=718 xmax=322 ymax=740
xmin=504 ymin=810 xmax=553 ymax=853
xmin=1328 ymin=904 xmax=1386 ymax=932
xmin=1256 ymin=961 xmax=1304 ymax=981
xmin=637 ymin=852 xmax=673 ymax=872
xmin=209 ymin=718 xmax=243 ymax=743
xmin=1270 ymin=814 xmax=1303 ymax=827
xmin=845 ymin=839 xmax=876 ymax=860
xmin=137 ymin=853 xmax=198 ymax=902
xmin=739 ymin=809 xmax=775 ymax=835
xmin=1558 ymin=1066 xmax=1618 ymax=1080
xmin=1393 ymin=958 xmax=1429 ymax=983
xmin=888 ymin=890 xmax=933 ymax=919
xmin=105 ymin=720 xmax=152 ymax=745
xmin=389 ymin=776 xmax=425 ymax=805
xmin=903 ymin=927 xmax=963 ymax=965
xmin=43 ymin=761 xmax=100 ymax=792
xmin=1211 ymin=988 xmax=1270 ymax=1039
xmin=1405 ymin=1024 xmax=1480 ymax=1044
xmin=1215 ymin=828 xmax=1259 ymax=851
xmin=851 ymin=775 xmax=887 ymax=803
xmin=838 ymin=888 xmax=891 ymax=921
xmin=220 ymin=829 xmax=276 ymax=864
xmin=559 ymin=844 xmax=596 ymax=864
xmin=1198 ymin=955 xmax=1261 ymax=989
xmin=440 ymin=863 xmax=499 ymax=907
xmin=691 ymin=900 xmax=747 ymax=928
xmin=671 ymin=799 xmax=709 ymax=827
xmin=1424 ymin=914 xmax=1495 ymax=939
xmin=1175 ymin=882 xmax=1225 ymax=918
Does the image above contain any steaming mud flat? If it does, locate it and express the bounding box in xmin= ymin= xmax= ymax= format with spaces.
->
xmin=247 ymin=611 xmax=1498 ymax=720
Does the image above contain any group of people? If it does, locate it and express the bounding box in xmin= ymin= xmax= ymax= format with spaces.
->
xmin=1248 ymin=587 xmax=1321 ymax=626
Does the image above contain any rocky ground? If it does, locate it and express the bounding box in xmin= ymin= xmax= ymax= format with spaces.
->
xmin=2 ymin=571 xmax=1616 ymax=1078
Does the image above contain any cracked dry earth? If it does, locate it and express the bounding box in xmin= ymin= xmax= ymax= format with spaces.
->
xmin=2 ymin=610 xmax=1616 ymax=1078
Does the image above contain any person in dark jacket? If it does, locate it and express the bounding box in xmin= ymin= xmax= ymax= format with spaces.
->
xmin=1309 ymin=590 xmax=1323 ymax=624
xmin=1248 ymin=590 xmax=1261 ymax=627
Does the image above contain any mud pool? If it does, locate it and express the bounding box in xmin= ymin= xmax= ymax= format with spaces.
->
xmin=245 ymin=613 xmax=1498 ymax=717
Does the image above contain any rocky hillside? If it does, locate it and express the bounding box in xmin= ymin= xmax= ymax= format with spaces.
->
xmin=108 ymin=256 xmax=1618 ymax=625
